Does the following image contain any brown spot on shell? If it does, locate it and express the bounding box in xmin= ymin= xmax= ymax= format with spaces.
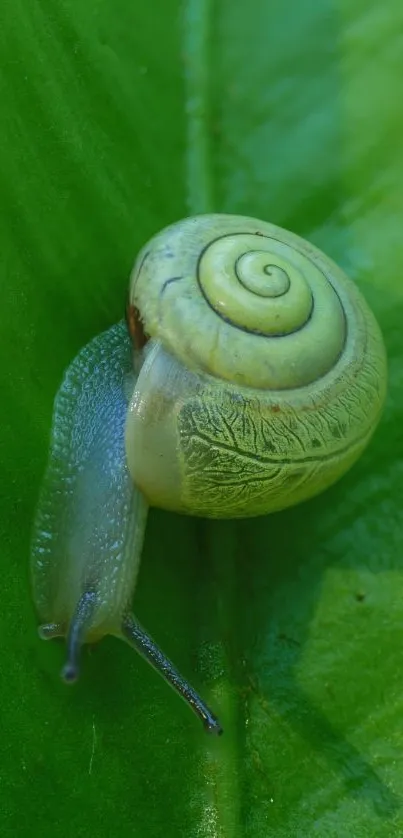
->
xmin=126 ymin=299 xmax=149 ymax=350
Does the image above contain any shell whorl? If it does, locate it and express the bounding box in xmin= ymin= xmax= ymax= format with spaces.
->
xmin=128 ymin=215 xmax=368 ymax=391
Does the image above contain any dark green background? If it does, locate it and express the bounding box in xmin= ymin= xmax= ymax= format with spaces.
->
xmin=1 ymin=1 xmax=402 ymax=835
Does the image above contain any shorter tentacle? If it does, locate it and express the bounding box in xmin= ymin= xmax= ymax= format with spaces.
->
xmin=61 ymin=589 xmax=98 ymax=683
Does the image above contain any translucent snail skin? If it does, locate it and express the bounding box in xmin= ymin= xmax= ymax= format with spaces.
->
xmin=31 ymin=214 xmax=387 ymax=734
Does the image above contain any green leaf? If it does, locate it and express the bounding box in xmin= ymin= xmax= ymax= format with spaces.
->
xmin=1 ymin=0 xmax=402 ymax=835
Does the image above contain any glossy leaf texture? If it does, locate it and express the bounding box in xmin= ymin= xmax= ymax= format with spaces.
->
xmin=1 ymin=0 xmax=402 ymax=835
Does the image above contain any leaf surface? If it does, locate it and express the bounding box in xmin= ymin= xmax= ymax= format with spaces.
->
xmin=1 ymin=1 xmax=402 ymax=835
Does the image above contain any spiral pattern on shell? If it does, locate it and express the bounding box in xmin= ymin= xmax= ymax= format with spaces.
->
xmin=129 ymin=214 xmax=372 ymax=391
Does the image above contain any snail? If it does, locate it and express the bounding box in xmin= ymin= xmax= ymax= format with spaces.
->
xmin=30 ymin=214 xmax=387 ymax=735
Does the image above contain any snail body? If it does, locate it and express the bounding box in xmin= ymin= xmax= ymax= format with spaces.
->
xmin=31 ymin=214 xmax=387 ymax=733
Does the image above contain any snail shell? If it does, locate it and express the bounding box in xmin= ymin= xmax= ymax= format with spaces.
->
xmin=126 ymin=214 xmax=387 ymax=518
